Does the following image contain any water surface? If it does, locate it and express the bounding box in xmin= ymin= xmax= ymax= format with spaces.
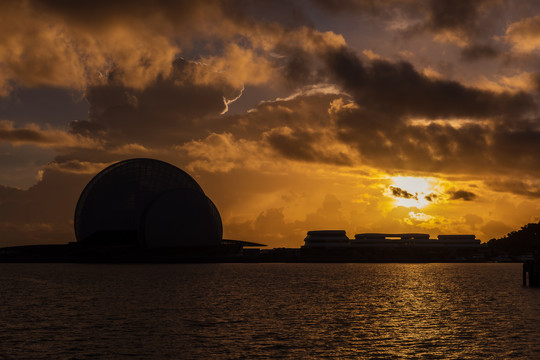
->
xmin=1 ymin=263 xmax=539 ymax=359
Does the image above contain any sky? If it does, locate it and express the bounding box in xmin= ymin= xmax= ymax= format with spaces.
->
xmin=0 ymin=0 xmax=539 ymax=248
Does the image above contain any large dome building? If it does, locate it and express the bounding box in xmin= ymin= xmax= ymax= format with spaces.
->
xmin=0 ymin=158 xmax=262 ymax=262
xmin=74 ymin=158 xmax=223 ymax=249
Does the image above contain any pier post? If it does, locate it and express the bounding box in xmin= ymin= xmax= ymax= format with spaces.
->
xmin=524 ymin=260 xmax=540 ymax=287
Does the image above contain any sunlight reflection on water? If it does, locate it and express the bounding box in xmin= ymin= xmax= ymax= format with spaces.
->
xmin=0 ymin=263 xmax=539 ymax=359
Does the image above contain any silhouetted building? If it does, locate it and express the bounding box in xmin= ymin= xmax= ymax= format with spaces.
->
xmin=0 ymin=158 xmax=265 ymax=262
xmin=74 ymin=158 xmax=223 ymax=249
xmin=352 ymin=233 xmax=481 ymax=248
xmin=303 ymin=230 xmax=350 ymax=247
xmin=301 ymin=230 xmax=485 ymax=261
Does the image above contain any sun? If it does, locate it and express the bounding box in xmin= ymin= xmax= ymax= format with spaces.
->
xmin=389 ymin=176 xmax=433 ymax=208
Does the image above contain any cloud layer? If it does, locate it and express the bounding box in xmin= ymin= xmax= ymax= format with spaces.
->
xmin=0 ymin=0 xmax=539 ymax=246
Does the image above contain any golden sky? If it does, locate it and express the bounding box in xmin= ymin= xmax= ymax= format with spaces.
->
xmin=0 ymin=0 xmax=539 ymax=247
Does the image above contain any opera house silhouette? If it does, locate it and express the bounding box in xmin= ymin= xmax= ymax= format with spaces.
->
xmin=75 ymin=158 xmax=223 ymax=249
xmin=0 ymin=158 xmax=262 ymax=262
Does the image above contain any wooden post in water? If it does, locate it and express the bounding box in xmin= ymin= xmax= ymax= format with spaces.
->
xmin=524 ymin=260 xmax=540 ymax=287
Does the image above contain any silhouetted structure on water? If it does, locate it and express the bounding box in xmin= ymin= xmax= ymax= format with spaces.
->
xmin=300 ymin=230 xmax=485 ymax=262
xmin=75 ymin=158 xmax=223 ymax=248
xmin=523 ymin=260 xmax=540 ymax=286
xmin=0 ymin=158 xmax=262 ymax=262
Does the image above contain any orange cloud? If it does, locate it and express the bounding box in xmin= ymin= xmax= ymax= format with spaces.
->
xmin=0 ymin=0 xmax=349 ymax=97
xmin=0 ymin=121 xmax=101 ymax=149
xmin=180 ymin=132 xmax=274 ymax=173
xmin=505 ymin=15 xmax=540 ymax=52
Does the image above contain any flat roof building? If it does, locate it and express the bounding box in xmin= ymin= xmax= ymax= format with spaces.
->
xmin=302 ymin=231 xmax=483 ymax=250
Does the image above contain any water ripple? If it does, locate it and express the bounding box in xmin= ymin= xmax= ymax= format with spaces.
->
xmin=1 ymin=263 xmax=539 ymax=359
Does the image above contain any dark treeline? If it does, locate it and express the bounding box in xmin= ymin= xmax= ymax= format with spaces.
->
xmin=488 ymin=221 xmax=540 ymax=255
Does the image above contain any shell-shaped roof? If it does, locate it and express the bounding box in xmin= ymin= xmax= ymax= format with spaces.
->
xmin=142 ymin=188 xmax=222 ymax=248
xmin=74 ymin=158 xmax=210 ymax=244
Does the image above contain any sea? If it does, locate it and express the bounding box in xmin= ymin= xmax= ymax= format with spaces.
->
xmin=1 ymin=263 xmax=539 ymax=359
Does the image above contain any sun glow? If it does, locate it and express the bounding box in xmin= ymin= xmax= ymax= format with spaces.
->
xmin=390 ymin=176 xmax=433 ymax=208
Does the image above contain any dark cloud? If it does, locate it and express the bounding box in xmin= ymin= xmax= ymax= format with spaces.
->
xmin=31 ymin=0 xmax=201 ymax=23
xmin=0 ymin=127 xmax=50 ymax=143
xmin=461 ymin=44 xmax=499 ymax=61
xmin=209 ymin=56 xmax=540 ymax=177
xmin=0 ymin=121 xmax=99 ymax=150
xmin=309 ymin=0 xmax=497 ymax=45
xmin=69 ymin=120 xmax=106 ymax=138
xmin=227 ymin=91 xmax=343 ymax=137
xmin=424 ymin=193 xmax=438 ymax=201
xmin=490 ymin=122 xmax=540 ymax=171
xmin=450 ymin=189 xmax=477 ymax=201
xmin=408 ymin=0 xmax=502 ymax=46
xmin=309 ymin=0 xmax=424 ymax=19
xmin=69 ymin=59 xmax=239 ymax=146
xmin=207 ymin=91 xmax=359 ymax=168
xmin=33 ymin=0 xmax=314 ymax=31
xmin=332 ymin=104 xmax=537 ymax=175
xmin=310 ymin=0 xmax=394 ymax=15
xmin=390 ymin=186 xmax=417 ymax=200
xmin=266 ymin=129 xmax=353 ymax=166
xmin=425 ymin=0 xmax=483 ymax=33
xmin=486 ymin=178 xmax=540 ymax=198
xmin=266 ymin=130 xmax=319 ymax=162
xmin=532 ymin=73 xmax=540 ymax=93
xmin=282 ymin=49 xmax=321 ymax=86
xmin=47 ymin=159 xmax=111 ymax=174
xmin=316 ymin=47 xmax=540 ymax=176
xmin=325 ymin=48 xmax=535 ymax=119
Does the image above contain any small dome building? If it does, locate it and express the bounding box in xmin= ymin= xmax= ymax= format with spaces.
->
xmin=74 ymin=158 xmax=222 ymax=248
